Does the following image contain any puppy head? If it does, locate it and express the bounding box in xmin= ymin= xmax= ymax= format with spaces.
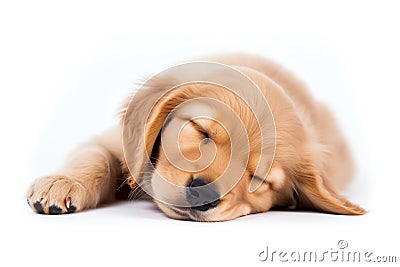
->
xmin=142 ymin=82 xmax=278 ymax=221
xmin=122 ymin=65 xmax=365 ymax=221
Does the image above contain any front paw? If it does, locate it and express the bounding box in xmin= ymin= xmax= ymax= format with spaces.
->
xmin=27 ymin=175 xmax=88 ymax=215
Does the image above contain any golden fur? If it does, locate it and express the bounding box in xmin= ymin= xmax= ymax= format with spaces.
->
xmin=27 ymin=53 xmax=365 ymax=221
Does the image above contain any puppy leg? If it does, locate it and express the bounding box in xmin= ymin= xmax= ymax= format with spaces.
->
xmin=27 ymin=127 xmax=124 ymax=214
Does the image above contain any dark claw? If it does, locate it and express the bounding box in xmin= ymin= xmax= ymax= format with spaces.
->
xmin=49 ymin=205 xmax=62 ymax=215
xmin=33 ymin=201 xmax=45 ymax=214
xmin=67 ymin=205 xmax=77 ymax=213
xmin=27 ymin=199 xmax=30 ymax=206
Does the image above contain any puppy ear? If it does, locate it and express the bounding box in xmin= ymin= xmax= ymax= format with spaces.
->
xmin=121 ymin=83 xmax=190 ymax=186
xmin=143 ymin=88 xmax=187 ymax=157
xmin=292 ymin=159 xmax=366 ymax=215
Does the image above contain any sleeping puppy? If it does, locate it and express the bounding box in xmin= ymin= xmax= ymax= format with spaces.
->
xmin=27 ymin=53 xmax=366 ymax=221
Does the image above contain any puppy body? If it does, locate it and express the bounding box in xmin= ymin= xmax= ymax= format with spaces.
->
xmin=27 ymin=54 xmax=365 ymax=220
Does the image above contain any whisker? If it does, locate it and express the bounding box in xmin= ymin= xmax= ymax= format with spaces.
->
xmin=128 ymin=179 xmax=153 ymax=201
xmin=116 ymin=179 xmax=128 ymax=191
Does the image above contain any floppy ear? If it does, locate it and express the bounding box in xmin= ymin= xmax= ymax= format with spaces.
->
xmin=121 ymin=82 xmax=191 ymax=187
xmin=292 ymin=159 xmax=366 ymax=215
xmin=143 ymin=88 xmax=190 ymax=160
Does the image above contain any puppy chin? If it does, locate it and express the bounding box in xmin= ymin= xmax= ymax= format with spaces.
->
xmin=155 ymin=200 xmax=254 ymax=222
xmin=154 ymin=201 xmax=207 ymax=221
xmin=155 ymin=201 xmax=190 ymax=220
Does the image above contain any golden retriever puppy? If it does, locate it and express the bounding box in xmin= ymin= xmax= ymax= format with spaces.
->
xmin=27 ymin=53 xmax=365 ymax=221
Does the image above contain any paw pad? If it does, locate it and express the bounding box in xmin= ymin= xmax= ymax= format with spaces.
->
xmin=33 ymin=201 xmax=44 ymax=214
xmin=49 ymin=205 xmax=62 ymax=215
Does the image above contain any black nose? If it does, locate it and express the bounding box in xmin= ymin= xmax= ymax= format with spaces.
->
xmin=186 ymin=178 xmax=220 ymax=211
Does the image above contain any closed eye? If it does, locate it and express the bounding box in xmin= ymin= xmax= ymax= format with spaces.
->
xmin=251 ymin=174 xmax=264 ymax=182
xmin=189 ymin=120 xmax=211 ymax=140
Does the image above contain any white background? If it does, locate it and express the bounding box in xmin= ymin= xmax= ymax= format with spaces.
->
xmin=0 ymin=1 xmax=399 ymax=266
